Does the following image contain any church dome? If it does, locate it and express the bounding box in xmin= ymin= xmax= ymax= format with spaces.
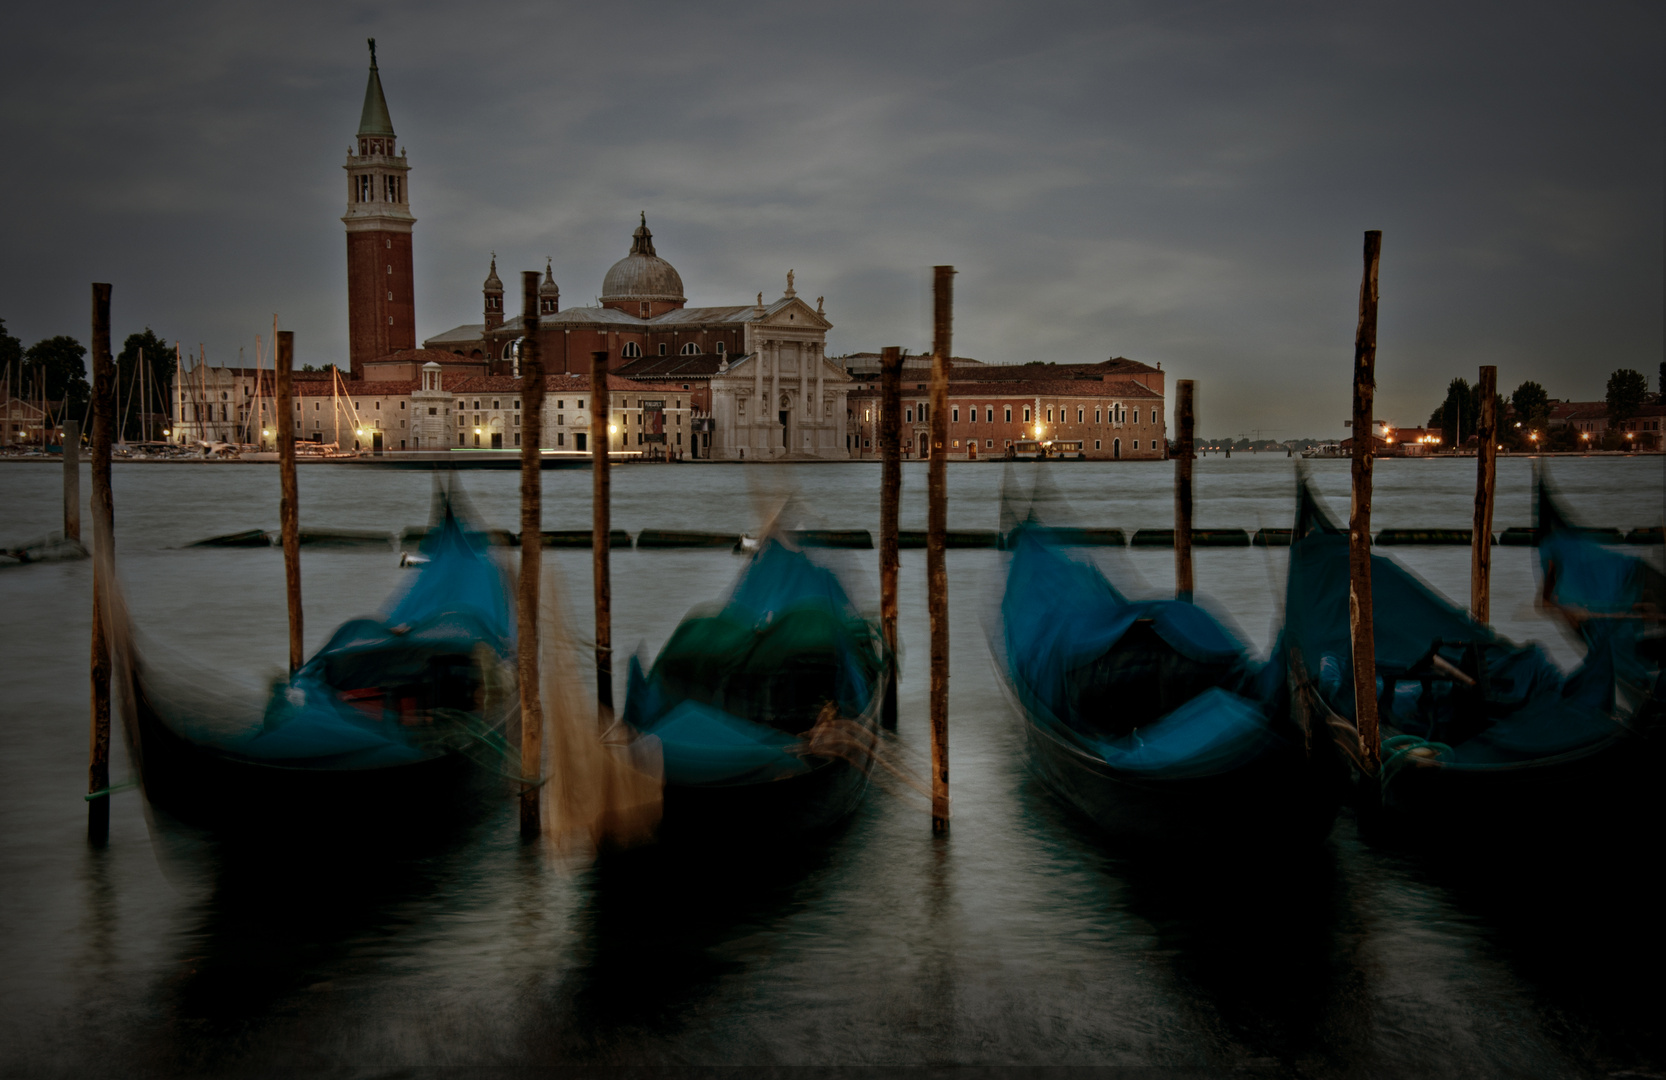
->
xmin=600 ymin=213 xmax=685 ymax=304
xmin=483 ymin=255 xmax=503 ymax=292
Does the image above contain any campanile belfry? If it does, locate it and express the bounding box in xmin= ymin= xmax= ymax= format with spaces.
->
xmin=342 ymin=39 xmax=416 ymax=377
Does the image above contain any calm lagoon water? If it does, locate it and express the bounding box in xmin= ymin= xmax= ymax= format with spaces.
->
xmin=0 ymin=454 xmax=1660 ymax=1075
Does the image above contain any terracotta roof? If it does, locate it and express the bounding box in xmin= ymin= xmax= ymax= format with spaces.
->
xmin=295 ymin=380 xmax=419 ymax=395
xmin=847 ymin=378 xmax=1162 ymax=401
xmin=1550 ymin=399 xmax=1666 ymax=421
xmin=290 ymin=373 xmax=662 ymax=396
xmin=952 ymin=357 xmax=1160 ymax=382
xmin=364 ymin=349 xmax=487 ymax=366
xmin=615 ymin=354 xmax=728 ymax=379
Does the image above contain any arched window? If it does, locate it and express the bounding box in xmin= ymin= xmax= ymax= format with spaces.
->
xmin=715 ymin=342 xmax=726 ymax=355
xmin=680 ymin=342 xmax=702 ymax=355
xmin=621 ymin=342 xmax=642 ymax=359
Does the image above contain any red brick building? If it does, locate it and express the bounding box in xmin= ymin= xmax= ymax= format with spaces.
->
xmin=846 ymin=358 xmax=1167 ymax=460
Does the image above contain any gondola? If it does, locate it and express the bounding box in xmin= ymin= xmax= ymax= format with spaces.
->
xmin=994 ymin=517 xmax=1347 ymax=847
xmin=115 ymin=495 xmax=520 ymax=837
xmin=620 ymin=535 xmax=884 ymax=840
xmin=1283 ymin=474 xmax=1661 ymax=838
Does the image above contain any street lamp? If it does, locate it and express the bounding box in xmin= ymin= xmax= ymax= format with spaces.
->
xmin=608 ymin=424 xmax=618 ymax=435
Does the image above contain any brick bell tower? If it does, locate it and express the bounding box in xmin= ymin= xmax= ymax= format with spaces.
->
xmin=342 ymin=39 xmax=415 ymax=378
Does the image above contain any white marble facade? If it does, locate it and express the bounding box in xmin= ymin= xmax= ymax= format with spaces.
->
xmin=708 ymin=295 xmax=849 ymax=460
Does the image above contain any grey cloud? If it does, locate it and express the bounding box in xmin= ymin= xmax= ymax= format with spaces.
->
xmin=0 ymin=0 xmax=1658 ymax=438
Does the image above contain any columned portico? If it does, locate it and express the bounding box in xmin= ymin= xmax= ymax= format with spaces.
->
xmin=709 ymin=289 xmax=848 ymax=460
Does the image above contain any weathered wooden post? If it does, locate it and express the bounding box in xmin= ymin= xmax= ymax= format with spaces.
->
xmin=63 ymin=420 xmax=80 ymax=542
xmin=87 ymin=284 xmax=114 ymax=844
xmin=929 ymin=266 xmax=954 ymax=834
xmin=591 ymin=350 xmax=613 ymax=722
xmin=276 ymin=331 xmax=303 ymax=672
xmin=1349 ymin=232 xmax=1382 ymax=777
xmin=879 ymin=345 xmax=903 ymax=730
xmin=518 ymin=272 xmax=545 ymax=837
xmin=1470 ymin=365 xmax=1498 ymax=624
xmin=1174 ymin=379 xmax=1195 ymax=603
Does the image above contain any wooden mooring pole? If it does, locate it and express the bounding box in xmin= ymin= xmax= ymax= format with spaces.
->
xmin=63 ymin=420 xmax=81 ymax=542
xmin=1174 ymin=380 xmax=1195 ymax=603
xmin=518 ymin=272 xmax=545 ymax=837
xmin=929 ymin=266 xmax=954 ymax=834
xmin=878 ymin=345 xmax=903 ymax=731
xmin=591 ymin=350 xmax=613 ymax=723
xmin=276 ymin=331 xmax=303 ymax=673
xmin=87 ymin=284 xmax=114 ymax=845
xmin=1349 ymin=232 xmax=1382 ymax=777
xmin=1470 ymin=365 xmax=1498 ymax=624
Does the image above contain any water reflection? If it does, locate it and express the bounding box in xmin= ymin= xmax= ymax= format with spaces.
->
xmin=2 ymin=458 xmax=1660 ymax=1072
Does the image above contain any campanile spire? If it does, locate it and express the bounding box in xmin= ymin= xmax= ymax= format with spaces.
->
xmin=342 ymin=39 xmax=416 ymax=376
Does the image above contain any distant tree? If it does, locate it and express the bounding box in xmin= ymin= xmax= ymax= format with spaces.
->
xmin=1428 ymin=377 xmax=1477 ymax=444
xmin=116 ymin=329 xmax=177 ymax=441
xmin=1607 ymin=368 xmax=1647 ymax=423
xmin=23 ymin=336 xmax=91 ymax=420
xmin=1510 ymin=381 xmax=1551 ymax=431
xmin=0 ymin=317 xmax=22 ymax=375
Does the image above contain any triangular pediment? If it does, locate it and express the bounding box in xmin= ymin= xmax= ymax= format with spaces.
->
xmin=759 ymin=295 xmax=832 ymax=331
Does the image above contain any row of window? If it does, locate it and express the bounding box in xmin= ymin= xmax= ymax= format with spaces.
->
xmin=294 ymin=419 xmax=409 ymax=430
xmin=861 ymin=403 xmax=1159 ymax=426
xmin=859 ymin=437 xmax=1151 ymax=452
xmin=618 ymin=341 xmax=725 ymax=359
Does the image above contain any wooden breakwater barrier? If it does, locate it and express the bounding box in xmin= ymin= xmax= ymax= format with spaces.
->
xmin=1500 ymin=525 xmax=1627 ymax=547
xmin=399 ymin=525 xmax=516 ymax=548
xmin=537 ymin=529 xmax=632 ymax=549
xmin=898 ymin=529 xmax=1000 ymax=549
xmin=1005 ymin=527 xmax=1126 ymax=547
xmin=1377 ymin=528 xmax=1471 ymax=545
xmin=1131 ymin=528 xmax=1250 ymax=548
xmin=191 ymin=529 xmax=275 ymax=548
xmin=636 ymin=529 xmax=740 ymax=548
xmin=788 ymin=529 xmax=874 ymax=549
xmin=183 ymin=521 xmax=1658 ymax=553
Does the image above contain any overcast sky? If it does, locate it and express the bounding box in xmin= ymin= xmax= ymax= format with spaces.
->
xmin=2 ymin=0 xmax=1659 ymax=438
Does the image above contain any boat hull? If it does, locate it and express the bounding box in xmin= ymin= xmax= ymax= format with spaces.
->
xmin=657 ymin=751 xmax=872 ymax=843
xmin=1021 ymin=709 xmax=1345 ymax=848
xmin=125 ymin=660 xmax=511 ymax=839
xmin=1371 ymin=732 xmax=1656 ymax=842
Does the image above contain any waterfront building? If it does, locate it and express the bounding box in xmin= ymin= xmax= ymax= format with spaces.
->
xmin=845 ymin=358 xmax=1167 ymax=460
xmin=285 ymin=364 xmax=685 ymax=454
xmin=1550 ymin=399 xmax=1666 ymax=450
xmin=2 ymin=396 xmax=49 ymax=445
xmin=171 ymin=363 xmax=274 ymax=446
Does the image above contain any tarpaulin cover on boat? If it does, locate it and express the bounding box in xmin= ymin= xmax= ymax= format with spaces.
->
xmin=1285 ymin=477 xmax=1633 ymax=774
xmin=623 ymin=537 xmax=883 ymax=787
xmin=154 ymin=506 xmax=516 ymax=771
xmin=1001 ymin=525 xmax=1288 ymax=779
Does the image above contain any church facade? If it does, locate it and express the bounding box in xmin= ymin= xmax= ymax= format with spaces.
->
xmin=424 ymin=217 xmax=851 ymax=460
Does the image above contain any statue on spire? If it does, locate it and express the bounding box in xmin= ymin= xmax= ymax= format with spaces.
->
xmin=368 ymin=38 xmax=377 ymax=67
xmin=785 ymin=269 xmax=796 ymax=297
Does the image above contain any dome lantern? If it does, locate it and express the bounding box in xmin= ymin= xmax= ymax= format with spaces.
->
xmin=600 ymin=213 xmax=685 ymax=309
